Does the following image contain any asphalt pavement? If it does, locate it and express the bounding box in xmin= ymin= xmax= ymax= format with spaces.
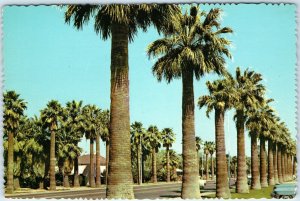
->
xmin=6 ymin=183 xmax=183 ymax=199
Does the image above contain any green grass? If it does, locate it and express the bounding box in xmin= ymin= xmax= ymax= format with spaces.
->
xmin=202 ymin=186 xmax=274 ymax=199
xmin=231 ymin=186 xmax=274 ymax=199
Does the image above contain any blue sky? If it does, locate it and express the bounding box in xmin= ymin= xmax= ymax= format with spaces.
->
xmin=3 ymin=4 xmax=296 ymax=157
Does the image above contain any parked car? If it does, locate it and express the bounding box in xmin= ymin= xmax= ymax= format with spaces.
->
xmin=271 ymin=183 xmax=297 ymax=199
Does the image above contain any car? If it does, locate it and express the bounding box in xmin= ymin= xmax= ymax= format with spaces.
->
xmin=271 ymin=183 xmax=297 ymax=199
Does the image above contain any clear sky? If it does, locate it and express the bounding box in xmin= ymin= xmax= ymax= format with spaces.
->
xmin=3 ymin=4 xmax=297 ymax=157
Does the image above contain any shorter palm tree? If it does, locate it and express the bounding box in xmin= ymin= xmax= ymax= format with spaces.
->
xmin=41 ymin=100 xmax=64 ymax=191
xmin=161 ymin=128 xmax=175 ymax=182
xmin=3 ymin=91 xmax=27 ymax=194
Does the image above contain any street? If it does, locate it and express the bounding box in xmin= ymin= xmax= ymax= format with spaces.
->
xmin=6 ymin=183 xmax=183 ymax=199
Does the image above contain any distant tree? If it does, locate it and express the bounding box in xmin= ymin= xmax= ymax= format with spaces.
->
xmin=161 ymin=128 xmax=175 ymax=182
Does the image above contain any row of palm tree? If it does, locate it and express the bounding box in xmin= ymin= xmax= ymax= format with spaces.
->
xmin=4 ymin=93 xmax=110 ymax=193
xmin=198 ymin=68 xmax=296 ymax=198
xmin=130 ymin=122 xmax=176 ymax=184
xmin=64 ymin=4 xmax=233 ymax=198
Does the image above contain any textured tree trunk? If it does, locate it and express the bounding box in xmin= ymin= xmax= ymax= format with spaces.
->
xmin=39 ymin=180 xmax=44 ymax=189
xmin=293 ymin=156 xmax=296 ymax=178
xmin=250 ymin=133 xmax=261 ymax=189
xmin=206 ymin=153 xmax=209 ymax=180
xmin=106 ymin=141 xmax=109 ymax=185
xmin=90 ymin=138 xmax=95 ymax=188
xmin=268 ymin=139 xmax=274 ymax=185
xmin=152 ymin=148 xmax=157 ymax=183
xmin=284 ymin=152 xmax=288 ymax=181
xmin=215 ymin=109 xmax=230 ymax=198
xmin=6 ymin=131 xmax=14 ymax=194
xmin=166 ymin=146 xmax=170 ymax=183
xmin=277 ymin=145 xmax=283 ymax=183
xmin=211 ymin=154 xmax=214 ymax=180
xmin=106 ymin=23 xmax=134 ymax=199
xmin=137 ymin=144 xmax=141 ymax=185
xmin=63 ymin=173 xmax=70 ymax=188
xmin=96 ymin=134 xmax=101 ymax=187
xmin=281 ymin=150 xmax=286 ymax=182
xmin=236 ymin=110 xmax=249 ymax=193
xmin=181 ymin=68 xmax=200 ymax=199
xmin=43 ymin=155 xmax=50 ymax=189
xmin=260 ymin=137 xmax=268 ymax=187
xmin=14 ymin=177 xmax=20 ymax=189
xmin=49 ymin=126 xmax=56 ymax=191
xmin=273 ymin=142 xmax=279 ymax=184
xmin=73 ymin=156 xmax=80 ymax=187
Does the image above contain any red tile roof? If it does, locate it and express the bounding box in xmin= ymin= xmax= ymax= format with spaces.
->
xmin=78 ymin=154 xmax=106 ymax=166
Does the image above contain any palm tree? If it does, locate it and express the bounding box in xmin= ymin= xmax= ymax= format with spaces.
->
xmin=145 ymin=125 xmax=161 ymax=183
xmin=65 ymin=100 xmax=84 ymax=187
xmin=147 ymin=6 xmax=232 ymax=198
xmin=82 ymin=104 xmax=101 ymax=188
xmin=198 ymin=76 xmax=236 ymax=198
xmin=131 ymin=121 xmax=145 ymax=185
xmin=204 ymin=141 xmax=213 ymax=180
xmin=65 ymin=4 xmax=180 ymax=198
xmin=161 ymin=128 xmax=175 ymax=183
xmin=195 ymin=137 xmax=203 ymax=176
xmin=95 ymin=109 xmax=109 ymax=187
xmin=40 ymin=100 xmax=63 ymax=191
xmin=100 ymin=110 xmax=110 ymax=185
xmin=3 ymin=91 xmax=27 ymax=193
xmin=209 ymin=143 xmax=216 ymax=180
xmin=233 ymin=67 xmax=265 ymax=193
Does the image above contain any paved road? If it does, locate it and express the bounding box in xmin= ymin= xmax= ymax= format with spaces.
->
xmin=6 ymin=183 xmax=182 ymax=199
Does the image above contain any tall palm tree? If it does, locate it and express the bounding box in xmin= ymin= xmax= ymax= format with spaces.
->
xmin=65 ymin=4 xmax=180 ymax=198
xmin=198 ymin=76 xmax=236 ymax=198
xmin=82 ymin=104 xmax=101 ymax=188
xmin=147 ymin=6 xmax=232 ymax=198
xmin=145 ymin=125 xmax=161 ymax=183
xmin=131 ymin=121 xmax=145 ymax=185
xmin=40 ymin=100 xmax=63 ymax=191
xmin=65 ymin=100 xmax=84 ymax=187
xmin=3 ymin=91 xmax=27 ymax=194
xmin=161 ymin=128 xmax=175 ymax=183
xmin=233 ymin=67 xmax=265 ymax=193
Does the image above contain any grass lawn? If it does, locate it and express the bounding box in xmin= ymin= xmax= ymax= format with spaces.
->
xmin=202 ymin=185 xmax=274 ymax=199
xmin=231 ymin=185 xmax=274 ymax=199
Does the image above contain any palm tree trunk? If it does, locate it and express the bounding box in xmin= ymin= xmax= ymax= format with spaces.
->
xmin=273 ymin=142 xmax=279 ymax=184
xmin=73 ymin=156 xmax=80 ymax=187
xmin=215 ymin=109 xmax=230 ymax=198
xmin=166 ymin=146 xmax=170 ymax=183
xmin=260 ymin=137 xmax=268 ymax=187
xmin=284 ymin=152 xmax=288 ymax=181
xmin=236 ymin=110 xmax=249 ymax=193
xmin=89 ymin=138 xmax=95 ymax=188
xmin=211 ymin=154 xmax=214 ymax=180
xmin=277 ymin=144 xmax=283 ymax=183
xmin=293 ymin=156 xmax=296 ymax=178
xmin=105 ymin=141 xmax=109 ymax=185
xmin=152 ymin=148 xmax=157 ymax=183
xmin=96 ymin=134 xmax=101 ymax=187
xmin=181 ymin=68 xmax=200 ymax=199
xmin=63 ymin=160 xmax=70 ymax=188
xmin=14 ymin=177 xmax=20 ymax=189
xmin=106 ymin=23 xmax=134 ymax=199
xmin=137 ymin=145 xmax=141 ymax=185
xmin=43 ymin=155 xmax=50 ymax=189
xmin=281 ymin=150 xmax=286 ymax=182
xmin=250 ymin=133 xmax=261 ymax=189
xmin=268 ymin=139 xmax=275 ymax=185
xmin=6 ymin=131 xmax=14 ymax=194
xmin=49 ymin=126 xmax=56 ymax=191
xmin=206 ymin=153 xmax=209 ymax=180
